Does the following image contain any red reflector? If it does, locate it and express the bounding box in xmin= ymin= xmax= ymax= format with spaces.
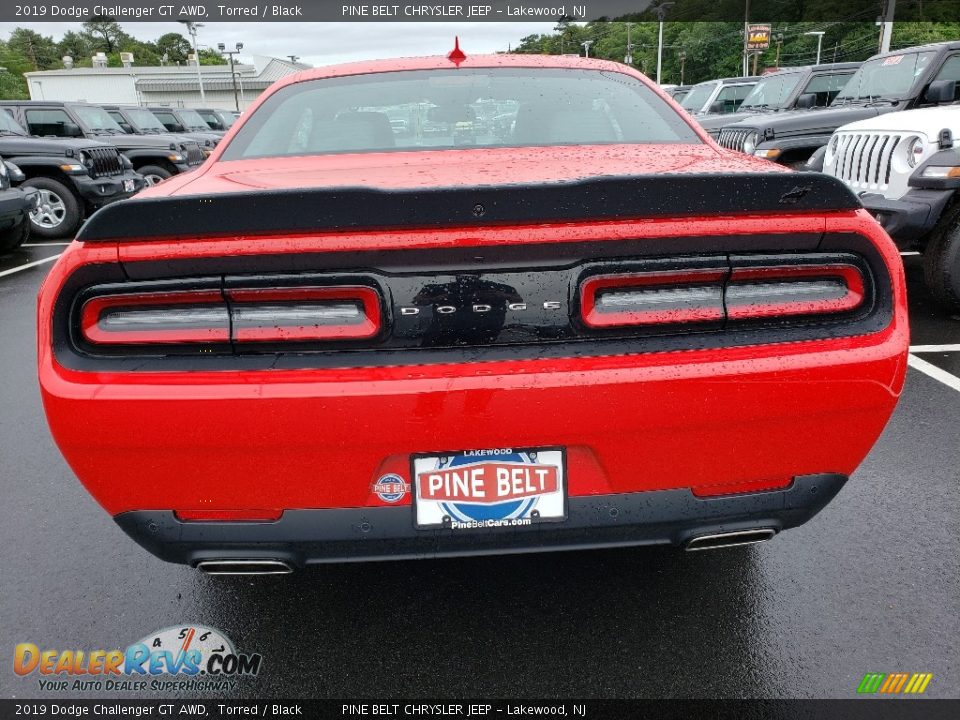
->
xmin=175 ymin=509 xmax=283 ymax=522
xmin=80 ymin=290 xmax=229 ymax=345
xmin=580 ymin=269 xmax=726 ymax=328
xmin=726 ymin=264 xmax=864 ymax=320
xmin=692 ymin=477 xmax=793 ymax=498
xmin=226 ymin=286 xmax=381 ymax=342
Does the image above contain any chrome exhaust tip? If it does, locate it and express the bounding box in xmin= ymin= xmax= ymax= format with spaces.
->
xmin=685 ymin=528 xmax=776 ymax=551
xmin=196 ymin=559 xmax=294 ymax=575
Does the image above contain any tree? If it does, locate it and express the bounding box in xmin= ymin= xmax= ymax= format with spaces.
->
xmin=155 ymin=32 xmax=191 ymax=65
xmin=81 ymin=19 xmax=129 ymax=55
xmin=7 ymin=28 xmax=58 ymax=71
xmin=197 ymin=48 xmax=227 ymax=66
xmin=57 ymin=30 xmax=93 ymax=66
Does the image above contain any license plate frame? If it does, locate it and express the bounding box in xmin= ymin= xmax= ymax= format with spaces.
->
xmin=411 ymin=446 xmax=567 ymax=530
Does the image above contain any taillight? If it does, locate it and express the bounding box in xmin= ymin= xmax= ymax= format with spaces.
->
xmin=579 ymin=261 xmax=866 ymax=329
xmin=580 ymin=270 xmax=726 ymax=328
xmin=226 ymin=286 xmax=381 ymax=342
xmin=80 ymin=285 xmax=382 ymax=347
xmin=726 ymin=265 xmax=865 ymax=320
xmin=80 ymin=290 xmax=229 ymax=345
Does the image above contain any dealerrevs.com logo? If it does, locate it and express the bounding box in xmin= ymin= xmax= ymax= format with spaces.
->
xmin=14 ymin=625 xmax=262 ymax=693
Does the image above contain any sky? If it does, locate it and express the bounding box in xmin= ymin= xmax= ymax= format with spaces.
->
xmin=0 ymin=21 xmax=558 ymax=67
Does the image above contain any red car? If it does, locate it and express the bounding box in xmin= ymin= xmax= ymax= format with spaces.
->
xmin=38 ymin=52 xmax=908 ymax=574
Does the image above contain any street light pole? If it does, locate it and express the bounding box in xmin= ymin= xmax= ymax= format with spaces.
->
xmin=182 ymin=21 xmax=206 ymax=102
xmin=805 ymin=31 xmax=825 ymax=65
xmin=878 ymin=0 xmax=896 ymax=53
xmin=218 ymin=42 xmax=244 ymax=112
xmin=654 ymin=2 xmax=674 ymax=85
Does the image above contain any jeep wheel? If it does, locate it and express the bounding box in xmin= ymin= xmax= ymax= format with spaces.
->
xmin=138 ymin=165 xmax=172 ymax=187
xmin=0 ymin=216 xmax=30 ymax=254
xmin=23 ymin=177 xmax=82 ymax=239
xmin=923 ymin=201 xmax=960 ymax=313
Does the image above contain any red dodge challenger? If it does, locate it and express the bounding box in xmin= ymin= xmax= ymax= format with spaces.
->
xmin=38 ymin=52 xmax=908 ymax=574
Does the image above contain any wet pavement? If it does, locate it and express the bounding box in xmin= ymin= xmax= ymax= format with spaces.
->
xmin=1 ymin=244 xmax=958 ymax=699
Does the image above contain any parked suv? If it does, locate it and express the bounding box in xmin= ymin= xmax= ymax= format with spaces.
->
xmin=148 ymin=107 xmax=226 ymax=139
xmin=0 ymin=108 xmax=142 ymax=238
xmin=0 ymin=156 xmax=39 ymax=252
xmin=0 ymin=101 xmax=206 ymax=190
xmin=678 ymin=76 xmax=760 ymax=116
xmin=717 ymin=41 xmax=960 ymax=167
xmin=102 ymin=105 xmax=220 ymax=167
xmin=699 ymin=63 xmax=859 ymax=137
xmin=194 ymin=108 xmax=237 ymax=132
xmin=823 ymin=105 xmax=960 ymax=309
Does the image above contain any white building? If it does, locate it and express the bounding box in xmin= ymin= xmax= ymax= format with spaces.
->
xmin=24 ymin=55 xmax=309 ymax=110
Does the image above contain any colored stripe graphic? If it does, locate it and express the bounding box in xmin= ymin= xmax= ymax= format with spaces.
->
xmin=857 ymin=673 xmax=885 ymax=694
xmin=858 ymin=672 xmax=932 ymax=694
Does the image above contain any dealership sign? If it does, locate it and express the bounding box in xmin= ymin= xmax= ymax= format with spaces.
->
xmin=747 ymin=24 xmax=772 ymax=50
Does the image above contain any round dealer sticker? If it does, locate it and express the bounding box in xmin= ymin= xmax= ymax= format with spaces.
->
xmin=373 ymin=474 xmax=409 ymax=503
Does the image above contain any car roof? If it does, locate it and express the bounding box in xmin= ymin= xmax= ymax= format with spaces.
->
xmin=871 ymin=40 xmax=960 ymax=60
xmin=690 ymin=76 xmax=761 ymax=87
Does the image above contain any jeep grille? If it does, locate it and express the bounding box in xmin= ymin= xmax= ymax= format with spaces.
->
xmin=85 ymin=147 xmax=124 ymax=178
xmin=831 ymin=132 xmax=901 ymax=191
xmin=717 ymin=128 xmax=754 ymax=153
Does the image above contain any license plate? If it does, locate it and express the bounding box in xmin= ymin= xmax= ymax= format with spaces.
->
xmin=412 ymin=447 xmax=566 ymax=529
xmin=123 ymin=179 xmax=136 ymax=193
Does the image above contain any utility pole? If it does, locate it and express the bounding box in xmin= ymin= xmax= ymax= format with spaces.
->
xmin=878 ymin=0 xmax=896 ymax=53
xmin=654 ymin=2 xmax=674 ymax=85
xmin=182 ymin=22 xmax=206 ymax=102
xmin=624 ymin=22 xmax=634 ymax=65
xmin=774 ymin=32 xmax=783 ymax=68
xmin=679 ymin=50 xmax=686 ymax=85
xmin=218 ymin=42 xmax=244 ymax=112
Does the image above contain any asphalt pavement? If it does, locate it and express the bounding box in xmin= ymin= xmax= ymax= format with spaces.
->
xmin=1 ymin=243 xmax=957 ymax=700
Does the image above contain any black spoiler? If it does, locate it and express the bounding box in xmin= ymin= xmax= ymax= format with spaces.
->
xmin=77 ymin=173 xmax=861 ymax=243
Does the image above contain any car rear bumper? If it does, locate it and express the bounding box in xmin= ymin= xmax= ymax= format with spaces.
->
xmin=115 ymin=473 xmax=847 ymax=567
xmin=859 ymin=189 xmax=955 ymax=247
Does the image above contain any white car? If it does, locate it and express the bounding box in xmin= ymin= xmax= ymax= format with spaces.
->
xmin=822 ymin=104 xmax=960 ymax=309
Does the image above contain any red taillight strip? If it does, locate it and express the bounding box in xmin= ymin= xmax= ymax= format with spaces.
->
xmin=580 ymin=269 xmax=727 ymax=328
xmin=80 ymin=290 xmax=229 ymax=345
xmin=726 ymin=264 xmax=865 ymax=320
xmin=225 ymin=286 xmax=381 ymax=342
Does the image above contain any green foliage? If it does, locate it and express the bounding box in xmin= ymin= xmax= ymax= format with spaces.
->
xmin=0 ymin=23 xmax=227 ymax=96
xmin=197 ymin=48 xmax=228 ymax=66
xmin=156 ymin=33 xmax=191 ymax=65
xmin=512 ymin=21 xmax=960 ymax=86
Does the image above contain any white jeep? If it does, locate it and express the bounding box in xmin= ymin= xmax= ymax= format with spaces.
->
xmin=822 ymin=105 xmax=960 ymax=310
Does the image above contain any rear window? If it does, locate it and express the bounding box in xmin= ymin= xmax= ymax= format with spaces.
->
xmin=221 ymin=68 xmax=700 ymax=160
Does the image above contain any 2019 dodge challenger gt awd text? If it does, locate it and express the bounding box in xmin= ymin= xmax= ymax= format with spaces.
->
xmin=38 ymin=51 xmax=909 ymax=574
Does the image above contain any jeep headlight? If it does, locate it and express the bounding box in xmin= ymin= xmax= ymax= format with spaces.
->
xmin=742 ymin=132 xmax=759 ymax=155
xmin=167 ymin=153 xmax=185 ymax=162
xmin=907 ymin=137 xmax=924 ymax=168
